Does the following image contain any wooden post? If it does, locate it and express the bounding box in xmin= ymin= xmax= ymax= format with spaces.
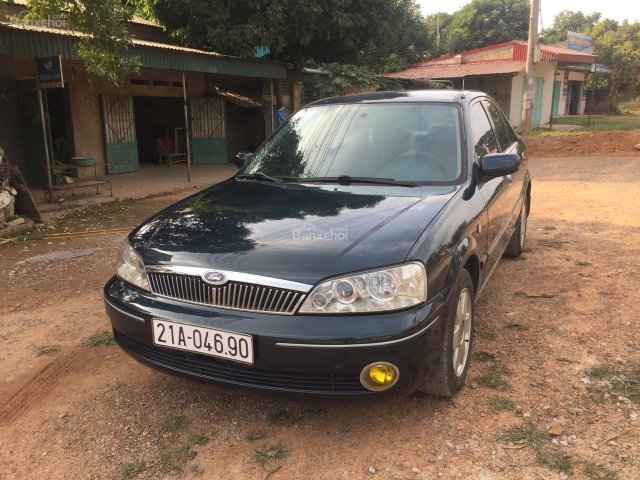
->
xmin=37 ymin=84 xmax=53 ymax=202
xmin=521 ymin=0 xmax=540 ymax=134
xmin=182 ymin=71 xmax=192 ymax=183
xmin=270 ymin=79 xmax=275 ymax=133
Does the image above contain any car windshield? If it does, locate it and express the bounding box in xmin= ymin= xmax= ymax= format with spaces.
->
xmin=243 ymin=103 xmax=463 ymax=183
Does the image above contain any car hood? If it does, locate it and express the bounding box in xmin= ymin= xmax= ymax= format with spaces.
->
xmin=131 ymin=180 xmax=459 ymax=285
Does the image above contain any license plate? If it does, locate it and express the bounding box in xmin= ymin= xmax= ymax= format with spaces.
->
xmin=152 ymin=319 xmax=253 ymax=364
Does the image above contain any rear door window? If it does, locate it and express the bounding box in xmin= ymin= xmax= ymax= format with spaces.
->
xmin=482 ymin=99 xmax=513 ymax=151
xmin=470 ymin=102 xmax=498 ymax=162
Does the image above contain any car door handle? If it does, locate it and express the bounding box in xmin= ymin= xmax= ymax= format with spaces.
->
xmin=506 ymin=174 xmax=513 ymax=185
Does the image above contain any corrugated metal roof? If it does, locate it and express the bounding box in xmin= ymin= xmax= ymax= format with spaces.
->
xmin=383 ymin=60 xmax=525 ymax=80
xmin=0 ymin=22 xmax=288 ymax=79
xmin=410 ymin=39 xmax=596 ymax=67
xmin=211 ymin=86 xmax=266 ymax=108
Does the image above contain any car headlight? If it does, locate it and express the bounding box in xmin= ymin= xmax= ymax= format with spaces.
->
xmin=116 ymin=240 xmax=150 ymax=292
xmin=299 ymin=262 xmax=426 ymax=314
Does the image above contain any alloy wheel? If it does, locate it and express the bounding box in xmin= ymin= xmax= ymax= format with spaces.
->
xmin=452 ymin=287 xmax=472 ymax=377
xmin=519 ymin=202 xmax=527 ymax=249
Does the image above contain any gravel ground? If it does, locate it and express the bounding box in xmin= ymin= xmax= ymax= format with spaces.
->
xmin=0 ymin=147 xmax=639 ymax=479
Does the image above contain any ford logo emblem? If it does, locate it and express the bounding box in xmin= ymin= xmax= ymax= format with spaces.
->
xmin=202 ymin=271 xmax=228 ymax=285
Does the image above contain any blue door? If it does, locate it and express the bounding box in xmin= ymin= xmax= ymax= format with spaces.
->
xmin=533 ymin=77 xmax=544 ymax=126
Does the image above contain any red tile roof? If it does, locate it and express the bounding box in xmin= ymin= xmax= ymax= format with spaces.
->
xmin=383 ymin=60 xmax=526 ymax=80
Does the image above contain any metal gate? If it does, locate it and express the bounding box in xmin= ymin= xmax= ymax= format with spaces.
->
xmin=190 ymin=97 xmax=227 ymax=165
xmin=102 ymin=95 xmax=138 ymax=173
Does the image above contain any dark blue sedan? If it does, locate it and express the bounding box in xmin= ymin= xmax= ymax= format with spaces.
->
xmin=105 ymin=90 xmax=530 ymax=396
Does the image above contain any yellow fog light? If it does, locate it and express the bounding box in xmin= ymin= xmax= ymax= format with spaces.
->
xmin=360 ymin=362 xmax=399 ymax=391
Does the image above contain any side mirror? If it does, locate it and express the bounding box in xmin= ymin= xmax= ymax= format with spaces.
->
xmin=480 ymin=153 xmax=520 ymax=178
xmin=235 ymin=152 xmax=253 ymax=169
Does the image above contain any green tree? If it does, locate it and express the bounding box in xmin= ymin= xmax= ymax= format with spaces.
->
xmin=144 ymin=0 xmax=427 ymax=69
xmin=542 ymin=10 xmax=601 ymax=44
xmin=26 ymin=0 xmax=140 ymax=86
xmin=312 ymin=63 xmax=381 ymax=97
xmin=424 ymin=12 xmax=453 ymax=58
xmin=592 ymin=20 xmax=640 ymax=96
xmin=444 ymin=0 xmax=530 ymax=54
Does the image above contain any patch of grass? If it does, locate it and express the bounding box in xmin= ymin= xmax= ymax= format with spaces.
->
xmin=498 ymin=422 xmax=550 ymax=445
xmin=489 ymin=397 xmax=515 ymax=411
xmin=252 ymin=443 xmax=289 ymax=468
xmin=159 ymin=445 xmax=195 ymax=475
xmin=36 ymin=344 xmax=60 ymax=356
xmin=189 ymin=464 xmax=205 ymax=476
xmin=527 ymin=129 xmax=583 ymax=138
xmin=544 ymin=226 xmax=556 ymax=231
xmin=477 ymin=328 xmax=497 ymax=340
xmin=539 ymin=450 xmax=573 ymax=473
xmin=160 ymin=414 xmax=190 ymax=433
xmin=267 ymin=409 xmax=296 ymax=426
xmin=588 ymin=363 xmax=640 ymax=404
xmin=187 ymin=433 xmax=209 ymax=446
xmin=477 ymin=360 xmax=512 ymax=391
xmin=120 ymin=460 xmax=146 ymax=479
xmin=16 ymin=231 xmax=47 ymax=242
xmin=505 ymin=323 xmax=528 ymax=330
xmin=245 ymin=430 xmax=268 ymax=442
xmin=498 ymin=423 xmax=572 ymax=474
xmin=83 ymin=330 xmax=115 ymax=346
xmin=474 ymin=351 xmax=496 ymax=362
xmin=549 ymin=115 xmax=640 ymax=131
xmin=583 ymin=461 xmax=619 ymax=480
xmin=576 ymin=261 xmax=593 ymax=267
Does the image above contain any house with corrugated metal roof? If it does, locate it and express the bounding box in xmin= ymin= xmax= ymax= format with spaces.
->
xmin=0 ymin=0 xmax=304 ymax=195
xmin=384 ymin=40 xmax=597 ymax=129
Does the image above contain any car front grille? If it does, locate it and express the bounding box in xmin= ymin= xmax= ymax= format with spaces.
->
xmin=114 ymin=331 xmax=368 ymax=394
xmin=147 ymin=273 xmax=306 ymax=314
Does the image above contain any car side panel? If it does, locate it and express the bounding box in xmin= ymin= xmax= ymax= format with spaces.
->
xmin=407 ymin=178 xmax=487 ymax=298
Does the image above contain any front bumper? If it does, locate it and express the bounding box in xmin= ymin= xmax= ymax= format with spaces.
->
xmin=104 ymin=277 xmax=452 ymax=396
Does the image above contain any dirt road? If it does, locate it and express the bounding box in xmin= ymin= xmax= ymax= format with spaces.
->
xmin=1 ymin=154 xmax=639 ymax=480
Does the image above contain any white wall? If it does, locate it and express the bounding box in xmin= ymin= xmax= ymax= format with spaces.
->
xmin=535 ymin=62 xmax=556 ymax=126
xmin=510 ymin=72 xmax=525 ymax=128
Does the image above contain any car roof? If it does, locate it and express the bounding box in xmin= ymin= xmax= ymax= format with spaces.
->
xmin=307 ymin=90 xmax=486 ymax=107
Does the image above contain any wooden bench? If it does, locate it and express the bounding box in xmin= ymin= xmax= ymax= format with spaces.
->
xmin=45 ymin=162 xmax=113 ymax=203
xmin=158 ymin=152 xmax=187 ymax=165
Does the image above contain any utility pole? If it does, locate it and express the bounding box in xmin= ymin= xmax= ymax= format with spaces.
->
xmin=521 ymin=0 xmax=540 ymax=134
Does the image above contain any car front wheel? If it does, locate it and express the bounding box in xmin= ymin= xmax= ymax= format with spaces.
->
xmin=419 ymin=268 xmax=475 ymax=396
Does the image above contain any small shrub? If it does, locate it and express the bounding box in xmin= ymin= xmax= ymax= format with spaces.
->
xmin=83 ymin=330 xmax=115 ymax=346
xmin=36 ymin=345 xmax=60 ymax=356
xmin=252 ymin=443 xmax=289 ymax=468
xmin=120 ymin=460 xmax=145 ymax=479
xmin=489 ymin=397 xmax=515 ymax=411
xmin=160 ymin=414 xmax=189 ymax=433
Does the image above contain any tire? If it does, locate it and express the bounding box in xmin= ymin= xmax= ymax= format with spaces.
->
xmin=419 ymin=268 xmax=475 ymax=396
xmin=505 ymin=197 xmax=528 ymax=258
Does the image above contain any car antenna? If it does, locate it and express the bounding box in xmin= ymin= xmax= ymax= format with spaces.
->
xmin=459 ymin=78 xmax=465 ymax=99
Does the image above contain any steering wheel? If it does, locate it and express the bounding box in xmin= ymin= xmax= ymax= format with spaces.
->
xmin=388 ymin=150 xmax=450 ymax=181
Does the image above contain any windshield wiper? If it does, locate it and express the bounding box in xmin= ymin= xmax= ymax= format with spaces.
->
xmin=236 ymin=172 xmax=283 ymax=183
xmin=292 ymin=175 xmax=416 ymax=187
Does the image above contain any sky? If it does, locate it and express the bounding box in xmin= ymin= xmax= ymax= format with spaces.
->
xmin=416 ymin=0 xmax=640 ymax=29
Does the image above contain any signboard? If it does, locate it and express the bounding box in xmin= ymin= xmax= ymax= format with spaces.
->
xmin=567 ymin=31 xmax=592 ymax=52
xmin=36 ymin=56 xmax=64 ymax=89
